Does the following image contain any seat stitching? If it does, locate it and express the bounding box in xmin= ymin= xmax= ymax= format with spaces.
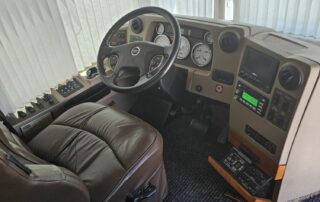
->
xmin=51 ymin=123 xmax=127 ymax=169
xmin=55 ymin=130 xmax=82 ymax=161
xmin=80 ymin=107 xmax=108 ymax=129
xmin=73 ymin=132 xmax=81 ymax=172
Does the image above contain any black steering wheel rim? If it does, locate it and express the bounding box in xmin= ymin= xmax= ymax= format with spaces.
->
xmin=97 ymin=6 xmax=181 ymax=93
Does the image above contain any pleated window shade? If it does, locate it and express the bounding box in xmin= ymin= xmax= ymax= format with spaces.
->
xmin=57 ymin=0 xmax=140 ymax=71
xmin=138 ymin=0 xmax=214 ymax=18
xmin=238 ymin=0 xmax=320 ymax=39
xmin=0 ymin=0 xmax=77 ymax=115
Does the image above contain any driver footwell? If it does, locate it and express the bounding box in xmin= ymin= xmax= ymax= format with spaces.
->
xmin=162 ymin=116 xmax=240 ymax=202
xmin=161 ymin=117 xmax=320 ymax=202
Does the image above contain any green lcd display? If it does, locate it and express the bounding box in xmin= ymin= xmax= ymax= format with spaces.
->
xmin=242 ymin=91 xmax=258 ymax=107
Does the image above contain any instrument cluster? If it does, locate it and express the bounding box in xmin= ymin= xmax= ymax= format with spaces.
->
xmin=153 ymin=22 xmax=213 ymax=70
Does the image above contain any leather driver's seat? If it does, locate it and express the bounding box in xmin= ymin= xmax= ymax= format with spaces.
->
xmin=0 ymin=103 xmax=168 ymax=202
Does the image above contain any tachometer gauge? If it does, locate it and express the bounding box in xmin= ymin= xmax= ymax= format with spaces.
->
xmin=191 ymin=43 xmax=212 ymax=67
xmin=204 ymin=32 xmax=214 ymax=44
xmin=154 ymin=34 xmax=171 ymax=47
xmin=156 ymin=23 xmax=165 ymax=34
xmin=177 ymin=36 xmax=191 ymax=59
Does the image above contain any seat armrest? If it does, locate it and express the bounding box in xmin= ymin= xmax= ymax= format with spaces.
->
xmin=0 ymin=155 xmax=90 ymax=202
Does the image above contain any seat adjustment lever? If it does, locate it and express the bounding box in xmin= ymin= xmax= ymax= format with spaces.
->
xmin=126 ymin=182 xmax=157 ymax=202
xmin=6 ymin=154 xmax=32 ymax=175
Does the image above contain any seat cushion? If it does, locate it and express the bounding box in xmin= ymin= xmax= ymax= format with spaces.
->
xmin=28 ymin=103 xmax=166 ymax=202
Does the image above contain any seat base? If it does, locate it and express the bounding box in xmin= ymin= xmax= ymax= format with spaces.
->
xmin=27 ymin=103 xmax=168 ymax=202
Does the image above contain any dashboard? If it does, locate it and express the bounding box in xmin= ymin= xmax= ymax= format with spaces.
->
xmin=121 ymin=14 xmax=317 ymax=161
xmin=109 ymin=14 xmax=320 ymax=201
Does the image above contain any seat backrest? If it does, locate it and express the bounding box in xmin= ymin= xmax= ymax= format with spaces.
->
xmin=0 ymin=122 xmax=90 ymax=202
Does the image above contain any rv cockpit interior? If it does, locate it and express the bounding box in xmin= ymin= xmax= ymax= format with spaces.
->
xmin=1 ymin=2 xmax=320 ymax=202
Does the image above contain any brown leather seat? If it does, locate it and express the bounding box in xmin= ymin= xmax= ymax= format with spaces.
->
xmin=0 ymin=103 xmax=168 ymax=202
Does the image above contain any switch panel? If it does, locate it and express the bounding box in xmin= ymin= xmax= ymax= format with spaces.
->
xmin=57 ymin=78 xmax=83 ymax=97
xmin=267 ymin=89 xmax=296 ymax=131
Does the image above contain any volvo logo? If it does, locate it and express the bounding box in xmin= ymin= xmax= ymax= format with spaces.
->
xmin=131 ymin=47 xmax=140 ymax=56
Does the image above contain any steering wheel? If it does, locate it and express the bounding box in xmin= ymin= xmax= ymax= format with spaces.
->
xmin=97 ymin=7 xmax=181 ymax=93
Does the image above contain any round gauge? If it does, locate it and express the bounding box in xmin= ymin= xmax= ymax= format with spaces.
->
xmin=154 ymin=34 xmax=171 ymax=47
xmin=156 ymin=23 xmax=165 ymax=34
xmin=204 ymin=32 xmax=214 ymax=44
xmin=177 ymin=36 xmax=191 ymax=59
xmin=191 ymin=43 xmax=212 ymax=67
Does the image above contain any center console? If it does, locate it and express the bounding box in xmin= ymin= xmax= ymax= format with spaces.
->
xmin=210 ymin=42 xmax=312 ymax=201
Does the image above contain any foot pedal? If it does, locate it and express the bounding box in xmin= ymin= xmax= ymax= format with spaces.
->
xmin=189 ymin=118 xmax=208 ymax=135
xmin=217 ymin=124 xmax=229 ymax=144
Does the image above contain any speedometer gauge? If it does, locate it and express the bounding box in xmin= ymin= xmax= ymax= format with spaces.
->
xmin=191 ymin=43 xmax=212 ymax=67
xmin=154 ymin=34 xmax=171 ymax=47
xmin=177 ymin=36 xmax=191 ymax=59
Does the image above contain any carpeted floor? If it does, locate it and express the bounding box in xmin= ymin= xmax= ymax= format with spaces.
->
xmin=129 ymin=96 xmax=320 ymax=201
xmin=162 ymin=117 xmax=239 ymax=202
xmin=161 ymin=116 xmax=320 ymax=202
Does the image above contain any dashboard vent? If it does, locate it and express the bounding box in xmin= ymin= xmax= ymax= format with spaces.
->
xmin=219 ymin=32 xmax=240 ymax=53
xmin=131 ymin=18 xmax=143 ymax=34
xmin=278 ymin=65 xmax=302 ymax=91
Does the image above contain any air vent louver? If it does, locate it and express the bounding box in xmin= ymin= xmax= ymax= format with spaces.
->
xmin=131 ymin=18 xmax=143 ymax=34
xmin=219 ymin=32 xmax=240 ymax=53
xmin=278 ymin=65 xmax=302 ymax=91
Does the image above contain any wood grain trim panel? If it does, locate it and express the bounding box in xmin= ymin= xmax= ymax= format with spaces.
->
xmin=208 ymin=156 xmax=271 ymax=202
xmin=274 ymin=165 xmax=286 ymax=180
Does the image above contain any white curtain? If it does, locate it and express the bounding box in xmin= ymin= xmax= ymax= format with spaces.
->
xmin=57 ymin=0 xmax=139 ymax=70
xmin=0 ymin=0 xmax=140 ymax=115
xmin=0 ymin=0 xmax=77 ymax=115
xmin=237 ymin=0 xmax=320 ymax=39
xmin=0 ymin=0 xmax=214 ymax=115
xmin=138 ymin=0 xmax=214 ymax=18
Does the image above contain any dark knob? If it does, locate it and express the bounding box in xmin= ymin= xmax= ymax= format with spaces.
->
xmin=86 ymin=67 xmax=98 ymax=79
xmin=17 ymin=111 xmax=27 ymax=118
xmin=195 ymin=85 xmax=202 ymax=92
xmin=35 ymin=102 xmax=43 ymax=109
xmin=26 ymin=106 xmax=35 ymax=113
xmin=43 ymin=94 xmax=52 ymax=102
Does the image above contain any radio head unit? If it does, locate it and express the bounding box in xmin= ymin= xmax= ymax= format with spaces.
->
xmin=235 ymin=82 xmax=269 ymax=117
xmin=239 ymin=47 xmax=280 ymax=93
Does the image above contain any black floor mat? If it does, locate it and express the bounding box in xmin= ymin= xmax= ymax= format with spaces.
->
xmin=162 ymin=117 xmax=320 ymax=202
xmin=162 ymin=117 xmax=239 ymax=202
